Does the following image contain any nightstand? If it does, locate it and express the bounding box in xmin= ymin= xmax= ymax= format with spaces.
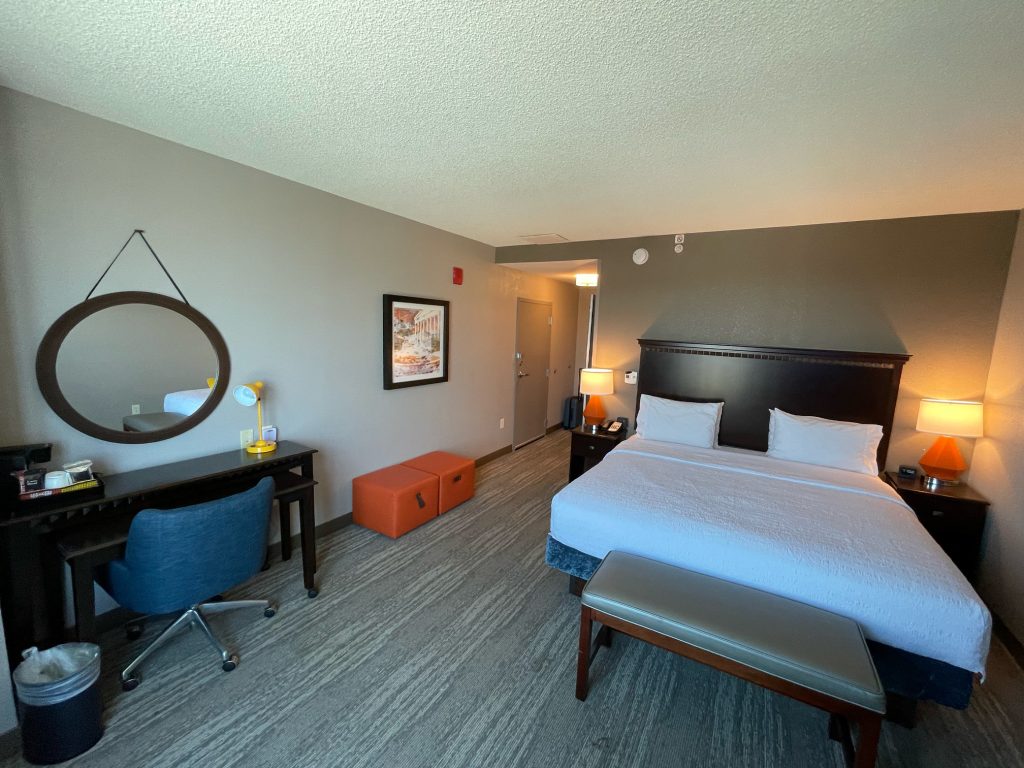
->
xmin=569 ymin=427 xmax=628 ymax=482
xmin=885 ymin=471 xmax=989 ymax=583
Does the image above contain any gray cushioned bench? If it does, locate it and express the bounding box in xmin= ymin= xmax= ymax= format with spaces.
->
xmin=577 ymin=551 xmax=886 ymax=768
xmin=122 ymin=411 xmax=186 ymax=432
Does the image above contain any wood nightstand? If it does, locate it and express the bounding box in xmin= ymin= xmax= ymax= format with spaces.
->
xmin=885 ymin=471 xmax=989 ymax=583
xmin=569 ymin=427 xmax=628 ymax=482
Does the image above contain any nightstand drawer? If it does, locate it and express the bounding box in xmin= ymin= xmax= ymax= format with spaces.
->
xmin=571 ymin=435 xmax=617 ymax=460
xmin=568 ymin=428 xmax=627 ymax=482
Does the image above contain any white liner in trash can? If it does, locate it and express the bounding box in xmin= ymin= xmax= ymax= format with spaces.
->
xmin=13 ymin=645 xmax=101 ymax=707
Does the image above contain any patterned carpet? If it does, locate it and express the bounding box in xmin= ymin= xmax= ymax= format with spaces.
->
xmin=4 ymin=431 xmax=1022 ymax=767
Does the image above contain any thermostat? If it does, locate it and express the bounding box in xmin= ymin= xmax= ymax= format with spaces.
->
xmin=624 ymin=370 xmax=638 ymax=384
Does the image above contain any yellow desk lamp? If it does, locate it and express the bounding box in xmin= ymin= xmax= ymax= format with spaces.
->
xmin=233 ymin=381 xmax=277 ymax=454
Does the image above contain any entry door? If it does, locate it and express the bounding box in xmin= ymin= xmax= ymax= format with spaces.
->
xmin=513 ymin=299 xmax=552 ymax=449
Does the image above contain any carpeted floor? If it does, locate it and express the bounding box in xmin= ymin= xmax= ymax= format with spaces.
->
xmin=4 ymin=431 xmax=1023 ymax=767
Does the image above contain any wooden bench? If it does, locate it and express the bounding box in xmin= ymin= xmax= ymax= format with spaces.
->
xmin=576 ymin=551 xmax=886 ymax=768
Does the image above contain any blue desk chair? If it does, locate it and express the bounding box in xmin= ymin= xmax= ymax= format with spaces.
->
xmin=99 ymin=477 xmax=276 ymax=691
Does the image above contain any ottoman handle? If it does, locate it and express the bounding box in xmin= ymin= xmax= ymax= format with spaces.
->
xmin=415 ymin=492 xmax=426 ymax=509
xmin=453 ymin=474 xmax=462 ymax=482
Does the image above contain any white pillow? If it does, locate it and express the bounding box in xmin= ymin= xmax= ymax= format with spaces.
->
xmin=636 ymin=395 xmax=723 ymax=449
xmin=766 ymin=409 xmax=882 ymax=475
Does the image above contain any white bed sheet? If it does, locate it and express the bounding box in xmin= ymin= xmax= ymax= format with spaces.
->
xmin=550 ymin=435 xmax=991 ymax=674
xmin=163 ymin=388 xmax=210 ymax=416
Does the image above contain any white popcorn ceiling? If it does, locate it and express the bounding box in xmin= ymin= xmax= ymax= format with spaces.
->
xmin=0 ymin=1 xmax=1022 ymax=247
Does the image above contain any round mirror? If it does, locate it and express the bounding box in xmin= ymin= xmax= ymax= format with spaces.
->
xmin=36 ymin=291 xmax=230 ymax=443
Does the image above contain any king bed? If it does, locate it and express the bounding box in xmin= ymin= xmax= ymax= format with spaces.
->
xmin=546 ymin=339 xmax=991 ymax=709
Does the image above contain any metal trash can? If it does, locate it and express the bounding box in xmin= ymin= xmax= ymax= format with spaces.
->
xmin=13 ymin=644 xmax=103 ymax=765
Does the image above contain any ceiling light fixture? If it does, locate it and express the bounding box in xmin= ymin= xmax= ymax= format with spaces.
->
xmin=575 ymin=274 xmax=599 ymax=287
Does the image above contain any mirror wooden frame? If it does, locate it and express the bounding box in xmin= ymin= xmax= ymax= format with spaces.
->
xmin=36 ymin=291 xmax=230 ymax=444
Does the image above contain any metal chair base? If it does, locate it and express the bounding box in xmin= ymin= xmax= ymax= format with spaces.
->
xmin=121 ymin=599 xmax=274 ymax=690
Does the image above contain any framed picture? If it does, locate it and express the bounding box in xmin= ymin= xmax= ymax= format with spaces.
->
xmin=383 ymin=294 xmax=450 ymax=389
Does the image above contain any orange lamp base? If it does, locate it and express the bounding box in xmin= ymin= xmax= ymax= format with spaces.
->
xmin=582 ymin=394 xmax=607 ymax=425
xmin=920 ymin=435 xmax=967 ymax=485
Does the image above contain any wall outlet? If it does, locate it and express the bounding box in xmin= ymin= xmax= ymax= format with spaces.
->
xmin=240 ymin=429 xmax=254 ymax=448
xmin=131 ymin=404 xmax=141 ymax=415
xmin=499 ymin=418 xmax=505 ymax=429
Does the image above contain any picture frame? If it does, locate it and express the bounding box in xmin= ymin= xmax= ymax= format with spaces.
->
xmin=383 ymin=294 xmax=450 ymax=389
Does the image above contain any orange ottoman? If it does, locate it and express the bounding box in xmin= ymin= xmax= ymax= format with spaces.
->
xmin=402 ymin=451 xmax=475 ymax=514
xmin=352 ymin=465 xmax=438 ymax=539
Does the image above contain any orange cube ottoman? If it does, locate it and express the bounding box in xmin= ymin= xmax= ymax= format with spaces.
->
xmin=352 ymin=464 xmax=439 ymax=539
xmin=402 ymin=451 xmax=475 ymax=514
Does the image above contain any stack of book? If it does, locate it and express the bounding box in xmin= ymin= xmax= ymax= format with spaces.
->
xmin=19 ymin=476 xmax=102 ymax=502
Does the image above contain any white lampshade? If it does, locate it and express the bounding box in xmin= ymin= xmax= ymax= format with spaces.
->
xmin=233 ymin=381 xmax=263 ymax=407
xmin=579 ymin=368 xmax=614 ymax=396
xmin=916 ymin=399 xmax=984 ymax=438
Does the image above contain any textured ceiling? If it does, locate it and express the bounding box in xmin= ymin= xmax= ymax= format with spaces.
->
xmin=1 ymin=1 xmax=1022 ymax=246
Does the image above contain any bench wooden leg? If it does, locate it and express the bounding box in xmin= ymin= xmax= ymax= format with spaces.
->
xmin=569 ymin=575 xmax=585 ymax=596
xmin=854 ymin=714 xmax=881 ymax=768
xmin=576 ymin=605 xmax=593 ymax=701
xmin=596 ymin=623 xmax=613 ymax=648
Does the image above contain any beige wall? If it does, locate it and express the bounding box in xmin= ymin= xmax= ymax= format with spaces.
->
xmin=0 ymin=87 xmax=577 ymax=533
xmin=498 ymin=212 xmax=1019 ymax=471
xmin=971 ymin=212 xmax=1024 ymax=640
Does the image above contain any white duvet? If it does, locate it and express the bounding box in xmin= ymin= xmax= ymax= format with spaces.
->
xmin=551 ymin=436 xmax=991 ymax=674
xmin=163 ymin=388 xmax=210 ymax=416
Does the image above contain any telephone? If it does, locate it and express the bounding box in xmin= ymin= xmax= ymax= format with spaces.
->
xmin=601 ymin=417 xmax=628 ymax=434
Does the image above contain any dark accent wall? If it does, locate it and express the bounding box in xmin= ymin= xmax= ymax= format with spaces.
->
xmin=497 ymin=211 xmax=1020 ymax=470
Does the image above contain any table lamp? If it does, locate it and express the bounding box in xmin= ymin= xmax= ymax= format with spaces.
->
xmin=233 ymin=381 xmax=277 ymax=454
xmin=915 ymin=398 xmax=983 ymax=488
xmin=580 ymin=368 xmax=614 ymax=426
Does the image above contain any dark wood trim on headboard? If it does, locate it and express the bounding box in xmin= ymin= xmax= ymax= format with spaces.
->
xmin=636 ymin=340 xmax=910 ymax=469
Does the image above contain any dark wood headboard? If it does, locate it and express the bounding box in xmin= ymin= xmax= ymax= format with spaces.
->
xmin=636 ymin=340 xmax=910 ymax=469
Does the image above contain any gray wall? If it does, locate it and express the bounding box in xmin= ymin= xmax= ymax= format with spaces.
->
xmin=0 ymin=88 xmax=579 ymax=661
xmin=497 ymin=212 xmax=1019 ymax=471
xmin=972 ymin=212 xmax=1024 ymax=641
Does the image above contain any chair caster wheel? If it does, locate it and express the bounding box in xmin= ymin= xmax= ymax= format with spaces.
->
xmin=122 ymin=675 xmax=140 ymax=692
xmin=307 ymin=588 xmax=319 ymax=599
xmin=126 ymin=623 xmax=143 ymax=641
xmin=222 ymin=655 xmax=239 ymax=672
xmin=264 ymin=607 xmax=276 ymax=618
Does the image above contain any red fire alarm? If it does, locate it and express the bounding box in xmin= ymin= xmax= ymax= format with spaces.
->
xmin=452 ymin=267 xmax=464 ymax=285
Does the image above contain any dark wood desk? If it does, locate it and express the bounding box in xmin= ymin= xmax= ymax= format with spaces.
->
xmin=0 ymin=441 xmax=318 ymax=664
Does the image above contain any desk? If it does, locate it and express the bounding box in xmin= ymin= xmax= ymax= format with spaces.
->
xmin=0 ymin=441 xmax=318 ymax=664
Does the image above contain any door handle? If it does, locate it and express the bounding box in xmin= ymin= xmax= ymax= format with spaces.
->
xmin=517 ymin=372 xmax=529 ymax=378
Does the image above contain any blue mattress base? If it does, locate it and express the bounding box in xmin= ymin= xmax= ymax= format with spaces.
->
xmin=545 ymin=535 xmax=974 ymax=709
